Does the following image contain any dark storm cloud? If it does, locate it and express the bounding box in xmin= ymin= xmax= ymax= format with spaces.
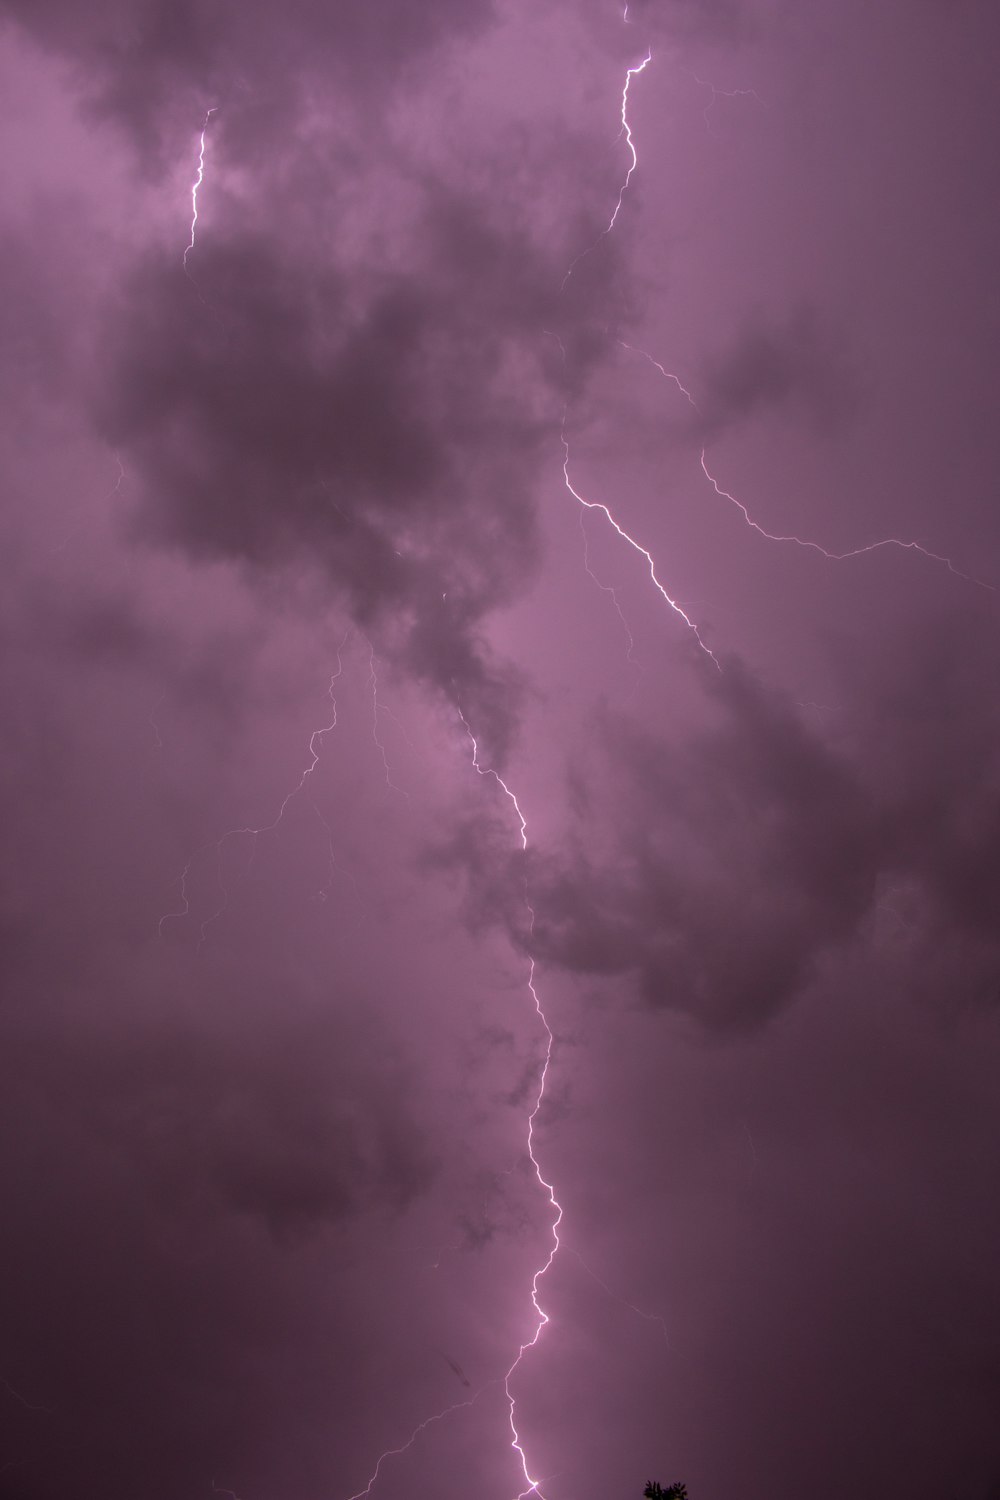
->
xmin=3 ymin=0 xmax=636 ymax=774
xmin=530 ymin=657 xmax=881 ymax=1028
xmin=95 ymin=220 xmax=550 ymax=761
xmin=438 ymin=611 xmax=1000 ymax=1031
xmin=4 ymin=969 xmax=435 ymax=1241
xmin=0 ymin=0 xmax=495 ymax=169
xmin=87 ymin=159 xmax=619 ymax=763
xmin=695 ymin=304 xmax=862 ymax=442
xmin=624 ymin=0 xmax=761 ymax=44
xmin=833 ymin=608 xmax=1000 ymax=953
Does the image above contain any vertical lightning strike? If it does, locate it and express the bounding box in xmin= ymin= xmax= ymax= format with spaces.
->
xmin=159 ymin=636 xmax=348 ymax=940
xmin=458 ymin=713 xmax=562 ymax=1500
xmin=184 ymin=107 xmax=217 ymax=271
xmin=561 ymin=46 xmax=651 ymax=289
xmin=699 ymin=451 xmax=993 ymax=588
xmin=687 ymin=70 xmax=765 ymax=138
xmin=607 ymin=50 xmax=652 ymax=233
xmin=557 ymin=30 xmax=720 ymax=669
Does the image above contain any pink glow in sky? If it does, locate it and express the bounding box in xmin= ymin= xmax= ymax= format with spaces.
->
xmin=1 ymin=1 xmax=999 ymax=1498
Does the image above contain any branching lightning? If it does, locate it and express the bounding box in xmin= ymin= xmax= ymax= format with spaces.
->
xmin=699 ymin=450 xmax=994 ymax=589
xmin=345 ymin=1391 xmax=483 ymax=1500
xmin=184 ymin=107 xmax=217 ymax=271
xmin=563 ymin=424 xmax=719 ymax=665
xmin=159 ymin=635 xmax=348 ymax=941
xmin=687 ymin=70 xmax=765 ymax=138
xmin=616 ymin=339 xmax=698 ymax=410
xmin=557 ymin=36 xmax=721 ymax=668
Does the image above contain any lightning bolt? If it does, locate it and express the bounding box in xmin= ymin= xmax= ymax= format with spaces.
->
xmin=344 ymin=1391 xmax=482 ymax=1500
xmin=563 ymin=421 xmax=719 ymax=666
xmin=561 ymin=47 xmax=651 ymax=288
xmin=556 ymin=26 xmax=719 ymax=669
xmin=159 ymin=634 xmax=349 ymax=941
xmin=457 ymin=711 xmax=562 ymax=1500
xmin=687 ymin=70 xmax=765 ymax=138
xmin=608 ymin=50 xmax=652 ymax=233
xmin=184 ymin=107 xmax=217 ymax=272
xmin=699 ymin=451 xmax=994 ymax=589
xmin=616 ymin=339 xmax=698 ymax=411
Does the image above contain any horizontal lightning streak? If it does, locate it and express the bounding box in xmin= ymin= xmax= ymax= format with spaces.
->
xmin=699 ymin=451 xmax=994 ymax=590
xmin=687 ymin=70 xmax=765 ymax=137
xmin=557 ymin=33 xmax=717 ymax=671
xmin=616 ymin=339 xmax=699 ymax=409
xmin=458 ymin=714 xmax=561 ymax=1500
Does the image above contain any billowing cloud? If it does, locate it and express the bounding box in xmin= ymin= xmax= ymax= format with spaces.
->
xmin=2 ymin=1 xmax=1000 ymax=1497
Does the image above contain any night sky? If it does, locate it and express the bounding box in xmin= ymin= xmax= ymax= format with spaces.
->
xmin=2 ymin=1 xmax=1000 ymax=1497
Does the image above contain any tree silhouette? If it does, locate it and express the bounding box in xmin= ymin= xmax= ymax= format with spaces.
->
xmin=644 ymin=1484 xmax=688 ymax=1500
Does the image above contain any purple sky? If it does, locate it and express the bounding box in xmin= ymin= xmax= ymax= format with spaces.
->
xmin=2 ymin=1 xmax=999 ymax=1497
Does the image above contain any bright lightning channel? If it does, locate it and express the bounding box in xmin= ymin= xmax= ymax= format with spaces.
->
xmin=458 ymin=712 xmax=562 ymax=1500
xmin=184 ymin=107 xmax=217 ymax=271
xmin=561 ymin=47 xmax=650 ymax=289
xmin=608 ymin=50 xmax=651 ymax=233
xmin=699 ymin=451 xmax=994 ymax=589
xmin=616 ymin=339 xmax=698 ymax=410
xmin=557 ymin=31 xmax=719 ymax=666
